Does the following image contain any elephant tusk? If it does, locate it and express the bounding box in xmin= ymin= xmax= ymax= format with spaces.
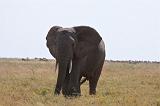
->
xmin=69 ymin=60 xmax=72 ymax=73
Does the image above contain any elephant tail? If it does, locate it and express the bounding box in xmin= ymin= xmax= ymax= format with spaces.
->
xmin=80 ymin=77 xmax=87 ymax=85
xmin=55 ymin=60 xmax=58 ymax=72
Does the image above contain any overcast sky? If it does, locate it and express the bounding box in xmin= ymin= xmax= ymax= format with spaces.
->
xmin=0 ymin=0 xmax=160 ymax=61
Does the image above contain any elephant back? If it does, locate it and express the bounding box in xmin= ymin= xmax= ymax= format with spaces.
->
xmin=73 ymin=26 xmax=102 ymax=46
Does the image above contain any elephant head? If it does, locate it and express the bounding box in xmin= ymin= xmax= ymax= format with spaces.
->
xmin=46 ymin=26 xmax=102 ymax=95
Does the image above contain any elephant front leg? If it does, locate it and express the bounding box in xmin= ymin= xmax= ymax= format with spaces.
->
xmin=62 ymin=72 xmax=70 ymax=96
xmin=54 ymin=84 xmax=61 ymax=95
xmin=68 ymin=59 xmax=81 ymax=96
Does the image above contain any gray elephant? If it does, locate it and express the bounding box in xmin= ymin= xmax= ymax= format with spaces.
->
xmin=46 ymin=26 xmax=105 ymax=96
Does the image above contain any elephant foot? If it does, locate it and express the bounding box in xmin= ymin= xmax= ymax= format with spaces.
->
xmin=62 ymin=89 xmax=70 ymax=96
xmin=54 ymin=89 xmax=60 ymax=95
xmin=70 ymin=87 xmax=81 ymax=97
xmin=63 ymin=92 xmax=81 ymax=97
xmin=71 ymin=92 xmax=81 ymax=97
xmin=62 ymin=87 xmax=81 ymax=97
xmin=89 ymin=90 xmax=96 ymax=95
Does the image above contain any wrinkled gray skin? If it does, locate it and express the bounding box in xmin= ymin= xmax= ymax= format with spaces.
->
xmin=46 ymin=26 xmax=105 ymax=96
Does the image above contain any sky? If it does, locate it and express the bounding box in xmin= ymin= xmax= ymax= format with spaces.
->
xmin=0 ymin=0 xmax=160 ymax=61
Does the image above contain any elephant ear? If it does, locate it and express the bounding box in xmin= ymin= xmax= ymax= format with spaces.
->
xmin=47 ymin=26 xmax=62 ymax=39
xmin=73 ymin=26 xmax=102 ymax=58
xmin=46 ymin=26 xmax=62 ymax=58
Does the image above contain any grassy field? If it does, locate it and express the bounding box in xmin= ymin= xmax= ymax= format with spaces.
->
xmin=0 ymin=58 xmax=160 ymax=106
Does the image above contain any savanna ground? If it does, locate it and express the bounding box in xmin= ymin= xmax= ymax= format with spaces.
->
xmin=0 ymin=58 xmax=160 ymax=106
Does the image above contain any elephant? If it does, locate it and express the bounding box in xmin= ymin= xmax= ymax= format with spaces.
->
xmin=46 ymin=26 xmax=105 ymax=96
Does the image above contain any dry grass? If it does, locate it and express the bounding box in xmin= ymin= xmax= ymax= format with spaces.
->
xmin=0 ymin=59 xmax=160 ymax=106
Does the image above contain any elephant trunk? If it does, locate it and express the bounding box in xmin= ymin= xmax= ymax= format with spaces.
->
xmin=54 ymin=35 xmax=73 ymax=95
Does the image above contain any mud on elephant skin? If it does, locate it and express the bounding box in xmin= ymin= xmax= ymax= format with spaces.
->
xmin=46 ymin=26 xmax=105 ymax=96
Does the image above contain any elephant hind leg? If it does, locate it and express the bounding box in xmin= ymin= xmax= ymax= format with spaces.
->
xmin=89 ymin=63 xmax=103 ymax=95
xmin=89 ymin=77 xmax=99 ymax=95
